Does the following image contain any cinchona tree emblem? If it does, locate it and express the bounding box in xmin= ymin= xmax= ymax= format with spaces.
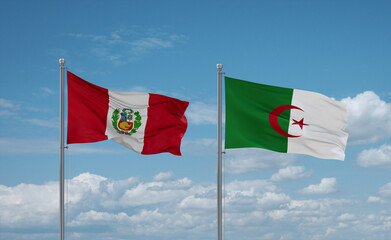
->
xmin=111 ymin=108 xmax=142 ymax=135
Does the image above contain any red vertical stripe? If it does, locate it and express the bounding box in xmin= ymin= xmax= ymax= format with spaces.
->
xmin=142 ymin=94 xmax=189 ymax=156
xmin=67 ymin=72 xmax=109 ymax=144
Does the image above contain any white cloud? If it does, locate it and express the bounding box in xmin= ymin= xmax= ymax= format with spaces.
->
xmin=2 ymin=172 xmax=391 ymax=240
xmin=181 ymin=138 xmax=216 ymax=154
xmin=0 ymin=98 xmax=17 ymax=109
xmin=341 ymin=91 xmax=391 ymax=145
xmin=186 ymin=102 xmax=217 ymax=125
xmin=223 ymin=180 xmax=279 ymax=213
xmin=337 ymin=213 xmax=355 ymax=221
xmin=286 ymin=198 xmax=352 ymax=218
xmin=0 ymin=109 xmax=16 ymax=117
xmin=0 ymin=172 xmax=216 ymax=239
xmin=0 ymin=181 xmax=58 ymax=228
xmin=67 ymin=172 xmax=108 ymax=204
xmin=226 ymin=179 xmax=277 ymax=195
xmin=179 ymin=195 xmax=215 ymax=210
xmin=379 ymin=182 xmax=391 ymax=198
xmin=368 ymin=196 xmax=387 ymax=204
xmin=153 ymin=171 xmax=176 ymax=182
xmin=257 ymin=192 xmax=291 ymax=209
xmin=119 ymin=177 xmax=194 ymax=207
xmin=68 ymin=28 xmax=186 ymax=64
xmin=131 ymin=37 xmax=173 ymax=53
xmin=356 ymin=144 xmax=391 ymax=169
xmin=33 ymin=87 xmax=55 ymax=97
xmin=300 ymin=178 xmax=338 ymax=194
xmin=69 ymin=210 xmax=130 ymax=227
xmin=0 ymin=98 xmax=19 ymax=117
xmin=126 ymin=85 xmax=151 ymax=93
xmin=0 ymin=98 xmax=55 ymax=125
xmin=42 ymin=87 xmax=54 ymax=95
xmin=270 ymin=165 xmax=313 ymax=182
xmin=225 ymin=148 xmax=296 ymax=174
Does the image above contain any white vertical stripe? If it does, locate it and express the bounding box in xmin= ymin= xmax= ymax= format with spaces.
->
xmin=105 ymin=90 xmax=149 ymax=153
xmin=288 ymin=89 xmax=348 ymax=160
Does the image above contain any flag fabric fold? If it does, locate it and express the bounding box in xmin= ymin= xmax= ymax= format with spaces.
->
xmin=67 ymin=71 xmax=189 ymax=156
xmin=225 ymin=77 xmax=348 ymax=160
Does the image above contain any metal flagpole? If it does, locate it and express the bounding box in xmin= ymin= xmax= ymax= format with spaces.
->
xmin=217 ymin=63 xmax=223 ymax=240
xmin=59 ymin=58 xmax=66 ymax=240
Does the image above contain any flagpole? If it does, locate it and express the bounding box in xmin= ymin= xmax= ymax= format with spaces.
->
xmin=59 ymin=58 xmax=65 ymax=240
xmin=217 ymin=63 xmax=223 ymax=240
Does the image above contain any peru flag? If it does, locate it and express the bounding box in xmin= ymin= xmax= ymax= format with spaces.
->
xmin=67 ymin=71 xmax=189 ymax=156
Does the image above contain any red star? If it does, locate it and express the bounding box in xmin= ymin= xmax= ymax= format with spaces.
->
xmin=292 ymin=118 xmax=308 ymax=130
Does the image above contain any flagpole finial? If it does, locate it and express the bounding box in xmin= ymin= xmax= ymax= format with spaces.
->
xmin=59 ymin=58 xmax=65 ymax=65
xmin=217 ymin=63 xmax=223 ymax=71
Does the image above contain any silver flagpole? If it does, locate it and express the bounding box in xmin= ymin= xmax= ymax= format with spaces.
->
xmin=217 ymin=63 xmax=223 ymax=240
xmin=59 ymin=58 xmax=65 ymax=240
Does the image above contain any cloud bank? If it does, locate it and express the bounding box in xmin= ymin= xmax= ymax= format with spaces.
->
xmin=1 ymin=172 xmax=390 ymax=240
xmin=300 ymin=178 xmax=338 ymax=194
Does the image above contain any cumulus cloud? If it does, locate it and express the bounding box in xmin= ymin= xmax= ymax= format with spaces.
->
xmin=2 ymin=173 xmax=391 ymax=240
xmin=69 ymin=210 xmax=129 ymax=228
xmin=364 ymin=183 xmax=391 ymax=204
xmin=287 ymin=198 xmax=351 ymax=216
xmin=226 ymin=179 xmax=277 ymax=195
xmin=0 ymin=181 xmax=58 ymax=228
xmin=337 ymin=213 xmax=355 ymax=221
xmin=223 ymin=180 xmax=281 ymax=213
xmin=0 ymin=172 xmax=216 ymax=239
xmin=257 ymin=192 xmax=291 ymax=209
xmin=341 ymin=91 xmax=391 ymax=145
xmin=119 ymin=177 xmax=194 ymax=207
xmin=300 ymin=178 xmax=338 ymax=194
xmin=356 ymin=144 xmax=391 ymax=169
xmin=270 ymin=165 xmax=313 ymax=181
xmin=179 ymin=195 xmax=215 ymax=210
xmin=225 ymin=148 xmax=296 ymax=174
xmin=153 ymin=171 xmax=175 ymax=181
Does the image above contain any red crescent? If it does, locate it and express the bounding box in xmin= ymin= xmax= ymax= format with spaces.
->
xmin=269 ymin=105 xmax=303 ymax=138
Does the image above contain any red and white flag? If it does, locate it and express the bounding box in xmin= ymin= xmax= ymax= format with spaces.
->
xmin=67 ymin=71 xmax=189 ymax=156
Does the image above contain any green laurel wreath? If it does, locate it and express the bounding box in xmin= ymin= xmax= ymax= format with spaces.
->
xmin=111 ymin=108 xmax=142 ymax=135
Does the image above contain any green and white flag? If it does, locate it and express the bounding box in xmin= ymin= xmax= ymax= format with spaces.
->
xmin=225 ymin=77 xmax=348 ymax=160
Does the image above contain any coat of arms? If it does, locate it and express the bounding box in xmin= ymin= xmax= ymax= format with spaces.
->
xmin=111 ymin=108 xmax=142 ymax=135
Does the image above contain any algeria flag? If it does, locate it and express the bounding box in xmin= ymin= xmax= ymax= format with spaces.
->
xmin=225 ymin=77 xmax=348 ymax=160
xmin=67 ymin=72 xmax=189 ymax=156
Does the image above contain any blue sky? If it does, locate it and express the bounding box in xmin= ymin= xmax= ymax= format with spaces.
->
xmin=1 ymin=0 xmax=391 ymax=239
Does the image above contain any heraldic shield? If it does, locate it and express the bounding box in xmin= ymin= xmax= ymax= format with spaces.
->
xmin=111 ymin=108 xmax=142 ymax=135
